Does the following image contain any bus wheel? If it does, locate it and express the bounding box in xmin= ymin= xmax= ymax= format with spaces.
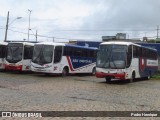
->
xmin=105 ymin=77 xmax=111 ymax=83
xmin=45 ymin=73 xmax=50 ymax=76
xmin=18 ymin=71 xmax=23 ymax=74
xmin=130 ymin=72 xmax=135 ymax=83
xmin=62 ymin=67 xmax=68 ymax=77
xmin=147 ymin=71 xmax=151 ymax=80
xmin=92 ymin=67 xmax=96 ymax=75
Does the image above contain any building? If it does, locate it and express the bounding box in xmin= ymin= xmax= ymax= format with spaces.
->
xmin=116 ymin=33 xmax=126 ymax=39
xmin=102 ymin=33 xmax=127 ymax=42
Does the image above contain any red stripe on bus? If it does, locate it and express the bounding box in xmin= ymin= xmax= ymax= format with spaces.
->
xmin=66 ymin=56 xmax=74 ymax=71
xmin=96 ymin=72 xmax=125 ymax=80
xmin=140 ymin=58 xmax=144 ymax=71
xmin=5 ymin=64 xmax=22 ymax=71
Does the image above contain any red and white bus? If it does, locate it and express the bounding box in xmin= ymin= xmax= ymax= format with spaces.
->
xmin=5 ymin=42 xmax=34 ymax=71
xmin=96 ymin=41 xmax=158 ymax=83
xmin=31 ymin=42 xmax=97 ymax=76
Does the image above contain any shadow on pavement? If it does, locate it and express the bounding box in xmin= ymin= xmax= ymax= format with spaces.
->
xmin=99 ymin=78 xmax=149 ymax=85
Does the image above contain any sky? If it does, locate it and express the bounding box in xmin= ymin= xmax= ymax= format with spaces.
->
xmin=0 ymin=0 xmax=160 ymax=42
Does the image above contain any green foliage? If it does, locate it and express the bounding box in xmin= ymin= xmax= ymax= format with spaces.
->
xmin=151 ymin=72 xmax=160 ymax=80
xmin=147 ymin=39 xmax=156 ymax=43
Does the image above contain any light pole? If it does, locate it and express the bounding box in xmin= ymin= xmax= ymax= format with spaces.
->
xmin=9 ymin=17 xmax=22 ymax=26
xmin=4 ymin=11 xmax=22 ymax=42
xmin=4 ymin=11 xmax=9 ymax=42
xmin=28 ymin=9 xmax=32 ymax=41
xmin=29 ymin=28 xmax=38 ymax=42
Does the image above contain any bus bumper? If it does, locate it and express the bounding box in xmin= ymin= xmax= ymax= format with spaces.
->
xmin=96 ymin=72 xmax=126 ymax=80
xmin=5 ymin=64 xmax=22 ymax=71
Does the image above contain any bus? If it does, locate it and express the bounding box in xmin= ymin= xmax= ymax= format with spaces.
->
xmin=96 ymin=41 xmax=158 ymax=83
xmin=0 ymin=42 xmax=8 ymax=70
xmin=31 ymin=42 xmax=97 ymax=76
xmin=5 ymin=42 xmax=34 ymax=71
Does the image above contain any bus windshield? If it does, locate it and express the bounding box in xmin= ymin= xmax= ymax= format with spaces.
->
xmin=97 ymin=44 xmax=127 ymax=69
xmin=6 ymin=43 xmax=23 ymax=63
xmin=32 ymin=45 xmax=54 ymax=65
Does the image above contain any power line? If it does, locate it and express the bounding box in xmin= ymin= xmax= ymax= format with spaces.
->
xmin=0 ymin=27 xmax=5 ymax=29
xmin=8 ymin=28 xmax=69 ymax=40
xmin=9 ymin=29 xmax=28 ymax=35
xmin=51 ymin=29 xmax=156 ymax=32
xmin=0 ymin=25 xmax=157 ymax=32
xmin=7 ymin=28 xmax=157 ymax=40
xmin=0 ymin=25 xmax=157 ymax=41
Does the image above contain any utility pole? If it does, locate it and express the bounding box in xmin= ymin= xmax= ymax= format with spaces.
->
xmin=28 ymin=9 xmax=32 ymax=41
xmin=157 ymin=25 xmax=159 ymax=39
xmin=36 ymin=30 xmax=37 ymax=42
xmin=4 ymin=11 xmax=9 ymax=42
xmin=53 ymin=37 xmax=54 ymax=42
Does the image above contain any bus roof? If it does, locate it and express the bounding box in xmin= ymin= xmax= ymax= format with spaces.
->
xmin=101 ymin=41 xmax=157 ymax=51
xmin=101 ymin=41 xmax=137 ymax=46
xmin=0 ymin=42 xmax=8 ymax=45
xmin=35 ymin=42 xmax=65 ymax=46
xmin=7 ymin=41 xmax=38 ymax=43
xmin=138 ymin=43 xmax=159 ymax=52
xmin=35 ymin=42 xmax=97 ymax=50
xmin=8 ymin=42 xmax=34 ymax=46
xmin=65 ymin=44 xmax=98 ymax=50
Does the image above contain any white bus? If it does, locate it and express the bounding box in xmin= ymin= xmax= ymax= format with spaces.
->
xmin=5 ymin=42 xmax=34 ymax=71
xmin=31 ymin=42 xmax=97 ymax=76
xmin=0 ymin=42 xmax=8 ymax=70
xmin=96 ymin=41 xmax=158 ymax=83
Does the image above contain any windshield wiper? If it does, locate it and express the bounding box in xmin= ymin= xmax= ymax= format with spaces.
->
xmin=111 ymin=57 xmax=118 ymax=69
xmin=101 ymin=47 xmax=112 ymax=68
xmin=103 ymin=46 xmax=117 ymax=69
xmin=32 ymin=46 xmax=43 ymax=63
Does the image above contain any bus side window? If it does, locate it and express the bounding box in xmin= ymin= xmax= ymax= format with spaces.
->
xmin=133 ymin=45 xmax=141 ymax=58
xmin=93 ymin=50 xmax=97 ymax=58
xmin=24 ymin=45 xmax=33 ymax=59
xmin=54 ymin=46 xmax=62 ymax=63
xmin=0 ymin=45 xmax=2 ymax=58
xmin=89 ymin=50 xmax=95 ymax=58
xmin=0 ymin=45 xmax=6 ymax=58
xmin=63 ymin=46 xmax=73 ymax=56
xmin=126 ymin=45 xmax=132 ymax=68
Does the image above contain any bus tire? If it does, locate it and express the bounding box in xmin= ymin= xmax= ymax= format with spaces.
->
xmin=18 ymin=71 xmax=23 ymax=74
xmin=147 ymin=71 xmax=151 ymax=80
xmin=45 ymin=73 xmax=51 ymax=76
xmin=92 ymin=67 xmax=96 ymax=75
xmin=105 ymin=77 xmax=111 ymax=83
xmin=130 ymin=72 xmax=135 ymax=83
xmin=62 ymin=67 xmax=69 ymax=77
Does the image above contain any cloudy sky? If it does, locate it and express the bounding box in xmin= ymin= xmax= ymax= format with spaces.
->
xmin=0 ymin=0 xmax=160 ymax=42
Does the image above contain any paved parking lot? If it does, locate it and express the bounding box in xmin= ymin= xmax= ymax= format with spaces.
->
xmin=0 ymin=72 xmax=160 ymax=119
